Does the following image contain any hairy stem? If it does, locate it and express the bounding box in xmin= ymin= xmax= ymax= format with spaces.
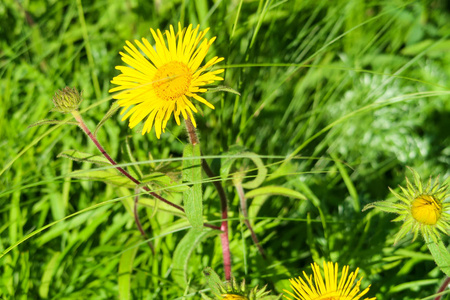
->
xmin=234 ymin=181 xmax=266 ymax=259
xmin=185 ymin=117 xmax=232 ymax=280
xmin=435 ymin=277 xmax=450 ymax=300
xmin=71 ymin=111 xmax=220 ymax=236
xmin=134 ymin=187 xmax=155 ymax=254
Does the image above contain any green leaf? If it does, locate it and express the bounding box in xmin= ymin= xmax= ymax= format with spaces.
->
xmin=172 ymin=229 xmax=220 ymax=287
xmin=28 ymin=119 xmax=78 ymax=128
xmin=94 ymin=101 xmax=120 ymax=136
xmin=58 ymin=149 xmax=111 ymax=166
xmin=118 ymin=241 xmax=139 ymax=300
xmin=68 ymin=169 xmax=133 ymax=187
xmin=182 ymin=144 xmax=203 ymax=230
xmin=424 ymin=235 xmax=450 ymax=277
xmin=203 ymin=267 xmax=223 ymax=297
xmin=220 ymin=147 xmax=267 ymax=189
xmin=220 ymin=145 xmax=247 ymax=181
xmin=331 ymin=153 xmax=359 ymax=212
xmin=362 ymin=200 xmax=400 ymax=213
xmin=39 ymin=252 xmax=61 ymax=298
xmin=206 ymin=85 xmax=241 ymax=96
xmin=245 ymin=186 xmax=307 ymax=200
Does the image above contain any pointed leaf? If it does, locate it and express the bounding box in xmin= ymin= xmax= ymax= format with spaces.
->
xmin=28 ymin=119 xmax=78 ymax=128
xmin=172 ymin=229 xmax=220 ymax=287
xmin=94 ymin=101 xmax=120 ymax=136
xmin=362 ymin=200 xmax=400 ymax=213
xmin=68 ymin=169 xmax=133 ymax=187
xmin=245 ymin=186 xmax=307 ymax=200
xmin=182 ymin=144 xmax=203 ymax=230
xmin=118 ymin=241 xmax=138 ymax=300
xmin=203 ymin=267 xmax=224 ymax=297
xmin=206 ymin=85 xmax=241 ymax=96
xmin=58 ymin=149 xmax=111 ymax=166
xmin=424 ymin=235 xmax=450 ymax=277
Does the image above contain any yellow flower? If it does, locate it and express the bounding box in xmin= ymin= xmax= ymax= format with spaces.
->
xmin=363 ymin=168 xmax=450 ymax=244
xmin=109 ymin=23 xmax=224 ymax=138
xmin=284 ymin=262 xmax=375 ymax=300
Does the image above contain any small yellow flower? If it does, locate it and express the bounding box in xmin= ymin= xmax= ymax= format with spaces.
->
xmin=109 ymin=23 xmax=224 ymax=138
xmin=363 ymin=168 xmax=450 ymax=244
xmin=284 ymin=261 xmax=375 ymax=300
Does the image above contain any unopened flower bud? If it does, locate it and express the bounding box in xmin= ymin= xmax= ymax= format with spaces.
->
xmin=51 ymin=87 xmax=83 ymax=113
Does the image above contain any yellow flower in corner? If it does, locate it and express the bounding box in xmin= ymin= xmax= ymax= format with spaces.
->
xmin=363 ymin=167 xmax=450 ymax=244
xmin=284 ymin=262 xmax=375 ymax=300
xmin=109 ymin=23 xmax=224 ymax=138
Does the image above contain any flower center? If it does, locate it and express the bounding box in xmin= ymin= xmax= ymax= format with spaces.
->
xmin=152 ymin=61 xmax=192 ymax=101
xmin=411 ymin=195 xmax=442 ymax=225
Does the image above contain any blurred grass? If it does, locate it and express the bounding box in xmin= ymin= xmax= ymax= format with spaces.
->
xmin=1 ymin=0 xmax=450 ymax=299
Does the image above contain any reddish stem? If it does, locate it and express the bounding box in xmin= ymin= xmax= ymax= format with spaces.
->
xmin=134 ymin=187 xmax=155 ymax=254
xmin=72 ymin=111 xmax=185 ymax=212
xmin=71 ymin=111 xmax=220 ymax=231
xmin=435 ymin=277 xmax=450 ymax=300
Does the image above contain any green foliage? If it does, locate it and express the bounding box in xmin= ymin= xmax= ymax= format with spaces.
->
xmin=1 ymin=0 xmax=450 ymax=299
xmin=182 ymin=144 xmax=204 ymax=230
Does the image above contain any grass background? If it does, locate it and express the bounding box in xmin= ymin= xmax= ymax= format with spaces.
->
xmin=1 ymin=0 xmax=450 ymax=299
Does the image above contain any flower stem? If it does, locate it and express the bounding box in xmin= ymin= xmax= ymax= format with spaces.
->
xmin=184 ymin=117 xmax=232 ymax=280
xmin=435 ymin=277 xmax=450 ymax=300
xmin=234 ymin=181 xmax=266 ymax=259
xmin=134 ymin=187 xmax=155 ymax=254
xmin=72 ymin=110 xmax=185 ymax=211
xmin=71 ymin=111 xmax=220 ymax=231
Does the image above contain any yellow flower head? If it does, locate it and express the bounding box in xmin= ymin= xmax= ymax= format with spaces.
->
xmin=363 ymin=167 xmax=450 ymax=244
xmin=284 ymin=262 xmax=375 ymax=300
xmin=109 ymin=23 xmax=224 ymax=138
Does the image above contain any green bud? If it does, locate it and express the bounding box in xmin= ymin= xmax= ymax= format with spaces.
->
xmin=51 ymin=87 xmax=83 ymax=113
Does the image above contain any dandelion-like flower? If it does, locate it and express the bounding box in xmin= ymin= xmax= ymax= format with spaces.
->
xmin=363 ymin=168 xmax=450 ymax=244
xmin=284 ymin=261 xmax=375 ymax=300
xmin=109 ymin=23 xmax=224 ymax=138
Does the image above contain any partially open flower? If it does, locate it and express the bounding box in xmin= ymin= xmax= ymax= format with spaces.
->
xmin=51 ymin=87 xmax=83 ymax=113
xmin=204 ymin=267 xmax=278 ymax=300
xmin=363 ymin=167 xmax=450 ymax=244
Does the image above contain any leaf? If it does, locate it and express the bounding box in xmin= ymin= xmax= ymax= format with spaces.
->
xmin=118 ymin=241 xmax=139 ymax=300
xmin=245 ymin=185 xmax=307 ymax=200
xmin=203 ymin=267 xmax=223 ymax=298
xmin=362 ymin=200 xmax=400 ymax=213
xmin=220 ymin=145 xmax=247 ymax=181
xmin=58 ymin=149 xmax=111 ymax=166
xmin=182 ymin=144 xmax=203 ymax=230
xmin=172 ymin=229 xmax=220 ymax=287
xmin=67 ymin=169 xmax=133 ymax=187
xmin=330 ymin=153 xmax=359 ymax=212
xmin=220 ymin=146 xmax=267 ymax=189
xmin=28 ymin=119 xmax=78 ymax=128
xmin=94 ymin=101 xmax=120 ymax=136
xmin=206 ymin=85 xmax=241 ymax=96
xmin=39 ymin=252 xmax=61 ymax=298
xmin=425 ymin=235 xmax=450 ymax=277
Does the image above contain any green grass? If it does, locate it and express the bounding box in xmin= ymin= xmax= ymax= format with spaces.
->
xmin=1 ymin=0 xmax=450 ymax=299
